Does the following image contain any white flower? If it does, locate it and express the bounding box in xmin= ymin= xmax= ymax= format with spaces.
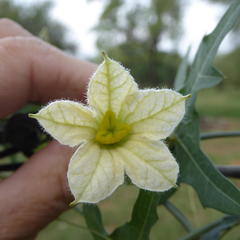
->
xmin=30 ymin=54 xmax=188 ymax=204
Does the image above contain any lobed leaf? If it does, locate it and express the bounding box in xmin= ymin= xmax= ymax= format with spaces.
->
xmin=174 ymin=0 xmax=240 ymax=215
xmin=184 ymin=0 xmax=240 ymax=94
xmin=175 ymin=132 xmax=240 ymax=215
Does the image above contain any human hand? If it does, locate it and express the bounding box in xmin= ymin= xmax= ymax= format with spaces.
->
xmin=0 ymin=19 xmax=96 ymax=240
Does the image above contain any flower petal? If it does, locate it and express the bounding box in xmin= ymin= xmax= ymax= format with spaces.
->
xmin=117 ymin=137 xmax=179 ymax=191
xmin=87 ymin=54 xmax=138 ymax=118
xmin=30 ymin=100 xmax=97 ymax=147
xmin=68 ymin=142 xmax=124 ymax=204
xmin=120 ymin=89 xmax=187 ymax=140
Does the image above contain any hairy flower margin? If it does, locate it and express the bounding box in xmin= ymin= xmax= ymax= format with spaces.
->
xmin=30 ymin=53 xmax=189 ymax=205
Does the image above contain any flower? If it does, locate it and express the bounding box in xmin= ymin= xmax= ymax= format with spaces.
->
xmin=29 ymin=53 xmax=188 ymax=204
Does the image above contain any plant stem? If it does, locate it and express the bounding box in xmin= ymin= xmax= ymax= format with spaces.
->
xmin=200 ymin=131 xmax=240 ymax=140
xmin=164 ymin=201 xmax=194 ymax=232
xmin=179 ymin=218 xmax=225 ymax=240
xmin=217 ymin=165 xmax=240 ymax=178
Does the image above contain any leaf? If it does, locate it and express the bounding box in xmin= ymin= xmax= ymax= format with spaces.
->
xmin=83 ymin=204 xmax=109 ymax=240
xmin=174 ymin=47 xmax=190 ymax=91
xmin=174 ymin=0 xmax=240 ymax=216
xmin=191 ymin=66 xmax=223 ymax=93
xmin=201 ymin=216 xmax=240 ymax=240
xmin=184 ymin=0 xmax=240 ymax=94
xmin=175 ymin=132 xmax=240 ymax=215
xmin=111 ymin=189 xmax=174 ymax=240
xmin=175 ymin=107 xmax=240 ymax=215
xmin=111 ymin=191 xmax=159 ymax=240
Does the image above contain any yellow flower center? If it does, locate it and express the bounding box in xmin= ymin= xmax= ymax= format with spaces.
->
xmin=95 ymin=110 xmax=131 ymax=145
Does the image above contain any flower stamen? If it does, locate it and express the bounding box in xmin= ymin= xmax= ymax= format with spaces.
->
xmin=95 ymin=110 xmax=131 ymax=145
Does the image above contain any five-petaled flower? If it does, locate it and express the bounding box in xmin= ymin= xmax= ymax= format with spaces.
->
xmin=30 ymin=53 xmax=188 ymax=205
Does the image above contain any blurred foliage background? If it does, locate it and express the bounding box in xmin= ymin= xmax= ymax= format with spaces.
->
xmin=93 ymin=0 xmax=240 ymax=89
xmin=0 ymin=0 xmax=76 ymax=52
xmin=0 ymin=0 xmax=240 ymax=239
xmin=0 ymin=0 xmax=239 ymax=89
xmin=93 ymin=0 xmax=183 ymax=88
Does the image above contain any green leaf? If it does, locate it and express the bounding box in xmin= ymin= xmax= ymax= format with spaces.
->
xmin=174 ymin=47 xmax=190 ymax=91
xmin=174 ymin=0 xmax=240 ymax=216
xmin=82 ymin=204 xmax=109 ymax=240
xmin=175 ymin=131 xmax=240 ymax=215
xmin=191 ymin=66 xmax=222 ymax=93
xmin=201 ymin=216 xmax=240 ymax=240
xmin=111 ymin=189 xmax=174 ymax=240
xmin=175 ymin=104 xmax=240 ymax=215
xmin=184 ymin=0 xmax=240 ymax=94
xmin=17 ymin=103 xmax=41 ymax=114
xmin=179 ymin=216 xmax=240 ymax=240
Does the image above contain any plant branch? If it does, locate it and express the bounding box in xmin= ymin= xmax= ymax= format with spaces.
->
xmin=179 ymin=217 xmax=225 ymax=240
xmin=200 ymin=131 xmax=240 ymax=140
xmin=217 ymin=165 xmax=240 ymax=179
xmin=164 ymin=201 xmax=194 ymax=232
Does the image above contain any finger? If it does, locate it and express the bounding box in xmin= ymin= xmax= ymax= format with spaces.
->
xmin=0 ymin=141 xmax=74 ymax=239
xmin=0 ymin=36 xmax=96 ymax=118
xmin=0 ymin=18 xmax=32 ymax=38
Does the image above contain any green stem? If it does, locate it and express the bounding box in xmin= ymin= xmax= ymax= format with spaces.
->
xmin=57 ymin=217 xmax=111 ymax=240
xmin=179 ymin=218 xmax=225 ymax=240
xmin=164 ymin=201 xmax=194 ymax=232
xmin=200 ymin=131 xmax=240 ymax=140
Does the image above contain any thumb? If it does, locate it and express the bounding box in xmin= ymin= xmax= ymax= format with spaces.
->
xmin=0 ymin=141 xmax=74 ymax=239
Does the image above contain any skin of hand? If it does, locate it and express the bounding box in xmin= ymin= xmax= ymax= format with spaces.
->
xmin=0 ymin=19 xmax=96 ymax=240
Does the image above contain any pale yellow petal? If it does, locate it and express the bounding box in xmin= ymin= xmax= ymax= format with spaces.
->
xmin=117 ymin=137 xmax=179 ymax=191
xmin=87 ymin=55 xmax=138 ymax=118
xmin=30 ymin=100 xmax=97 ymax=147
xmin=68 ymin=142 xmax=124 ymax=204
xmin=120 ymin=89 xmax=187 ymax=140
